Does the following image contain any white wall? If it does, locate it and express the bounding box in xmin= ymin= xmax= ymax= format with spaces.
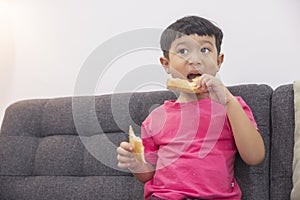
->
xmin=1 ymin=0 xmax=300 ymax=126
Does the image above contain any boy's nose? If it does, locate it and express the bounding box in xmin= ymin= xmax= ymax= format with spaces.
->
xmin=187 ymin=52 xmax=202 ymax=66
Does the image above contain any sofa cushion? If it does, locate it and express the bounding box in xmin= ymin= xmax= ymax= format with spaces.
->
xmin=0 ymin=136 xmax=38 ymax=175
xmin=0 ymin=176 xmax=143 ymax=200
xmin=0 ymin=99 xmax=47 ymax=137
xmin=271 ymin=84 xmax=295 ymax=200
xmin=34 ymin=135 xmax=84 ymax=176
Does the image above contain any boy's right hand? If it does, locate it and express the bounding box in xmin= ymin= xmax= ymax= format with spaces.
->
xmin=116 ymin=141 xmax=143 ymax=171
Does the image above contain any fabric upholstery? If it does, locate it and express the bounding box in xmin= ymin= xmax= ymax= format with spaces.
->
xmin=0 ymin=84 xmax=274 ymax=199
xmin=0 ymin=91 xmax=176 ymax=200
xmin=270 ymin=84 xmax=295 ymax=200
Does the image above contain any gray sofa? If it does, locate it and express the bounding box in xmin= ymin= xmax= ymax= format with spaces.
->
xmin=0 ymin=83 xmax=295 ymax=200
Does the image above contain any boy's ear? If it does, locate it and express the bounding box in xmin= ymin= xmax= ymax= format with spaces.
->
xmin=217 ymin=53 xmax=224 ymax=71
xmin=160 ymin=57 xmax=170 ymax=74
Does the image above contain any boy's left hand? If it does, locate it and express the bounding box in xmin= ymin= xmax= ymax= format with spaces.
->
xmin=196 ymin=74 xmax=229 ymax=105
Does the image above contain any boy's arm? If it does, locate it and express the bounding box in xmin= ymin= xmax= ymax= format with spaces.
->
xmin=130 ymin=163 xmax=155 ymax=183
xmin=196 ymin=74 xmax=265 ymax=165
xmin=224 ymin=89 xmax=265 ymax=165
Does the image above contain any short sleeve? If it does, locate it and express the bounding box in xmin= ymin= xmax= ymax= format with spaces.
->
xmin=142 ymin=119 xmax=159 ymax=165
xmin=235 ymin=96 xmax=259 ymax=131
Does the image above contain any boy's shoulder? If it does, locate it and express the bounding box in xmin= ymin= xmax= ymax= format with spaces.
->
xmin=142 ymin=101 xmax=170 ymax=125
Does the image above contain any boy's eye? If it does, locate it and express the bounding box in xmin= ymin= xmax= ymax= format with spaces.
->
xmin=200 ymin=48 xmax=210 ymax=53
xmin=178 ymin=48 xmax=188 ymax=55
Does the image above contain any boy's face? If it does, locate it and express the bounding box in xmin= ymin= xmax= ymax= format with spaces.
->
xmin=160 ymin=34 xmax=224 ymax=81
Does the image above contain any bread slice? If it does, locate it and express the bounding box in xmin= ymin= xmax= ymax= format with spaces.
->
xmin=166 ymin=77 xmax=208 ymax=94
xmin=128 ymin=125 xmax=146 ymax=163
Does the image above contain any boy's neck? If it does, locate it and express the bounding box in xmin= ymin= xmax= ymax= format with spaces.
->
xmin=176 ymin=92 xmax=209 ymax=103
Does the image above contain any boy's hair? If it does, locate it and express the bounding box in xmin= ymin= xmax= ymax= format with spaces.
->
xmin=160 ymin=16 xmax=223 ymax=59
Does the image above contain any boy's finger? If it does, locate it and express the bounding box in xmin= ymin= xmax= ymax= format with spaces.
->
xmin=116 ymin=146 xmax=132 ymax=157
xmin=117 ymin=162 xmax=131 ymax=169
xmin=117 ymin=154 xmax=135 ymax=163
xmin=120 ymin=141 xmax=133 ymax=151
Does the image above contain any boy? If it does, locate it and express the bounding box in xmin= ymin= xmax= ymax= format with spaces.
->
xmin=117 ymin=16 xmax=265 ymax=200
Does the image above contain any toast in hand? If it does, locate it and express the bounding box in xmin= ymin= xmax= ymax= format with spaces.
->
xmin=128 ymin=125 xmax=147 ymax=164
xmin=166 ymin=77 xmax=208 ymax=94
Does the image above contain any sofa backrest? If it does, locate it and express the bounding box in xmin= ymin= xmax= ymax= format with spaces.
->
xmin=0 ymin=91 xmax=177 ymax=200
xmin=0 ymin=84 xmax=273 ymax=200
xmin=270 ymin=84 xmax=295 ymax=200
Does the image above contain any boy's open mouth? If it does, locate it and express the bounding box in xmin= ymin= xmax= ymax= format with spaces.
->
xmin=187 ymin=73 xmax=201 ymax=82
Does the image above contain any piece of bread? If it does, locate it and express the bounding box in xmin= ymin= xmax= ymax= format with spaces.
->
xmin=128 ymin=125 xmax=146 ymax=163
xmin=166 ymin=77 xmax=208 ymax=94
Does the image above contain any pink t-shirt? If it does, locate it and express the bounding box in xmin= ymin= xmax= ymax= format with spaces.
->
xmin=141 ymin=97 xmax=258 ymax=200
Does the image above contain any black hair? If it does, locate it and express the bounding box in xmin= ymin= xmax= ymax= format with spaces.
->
xmin=160 ymin=16 xmax=223 ymax=59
